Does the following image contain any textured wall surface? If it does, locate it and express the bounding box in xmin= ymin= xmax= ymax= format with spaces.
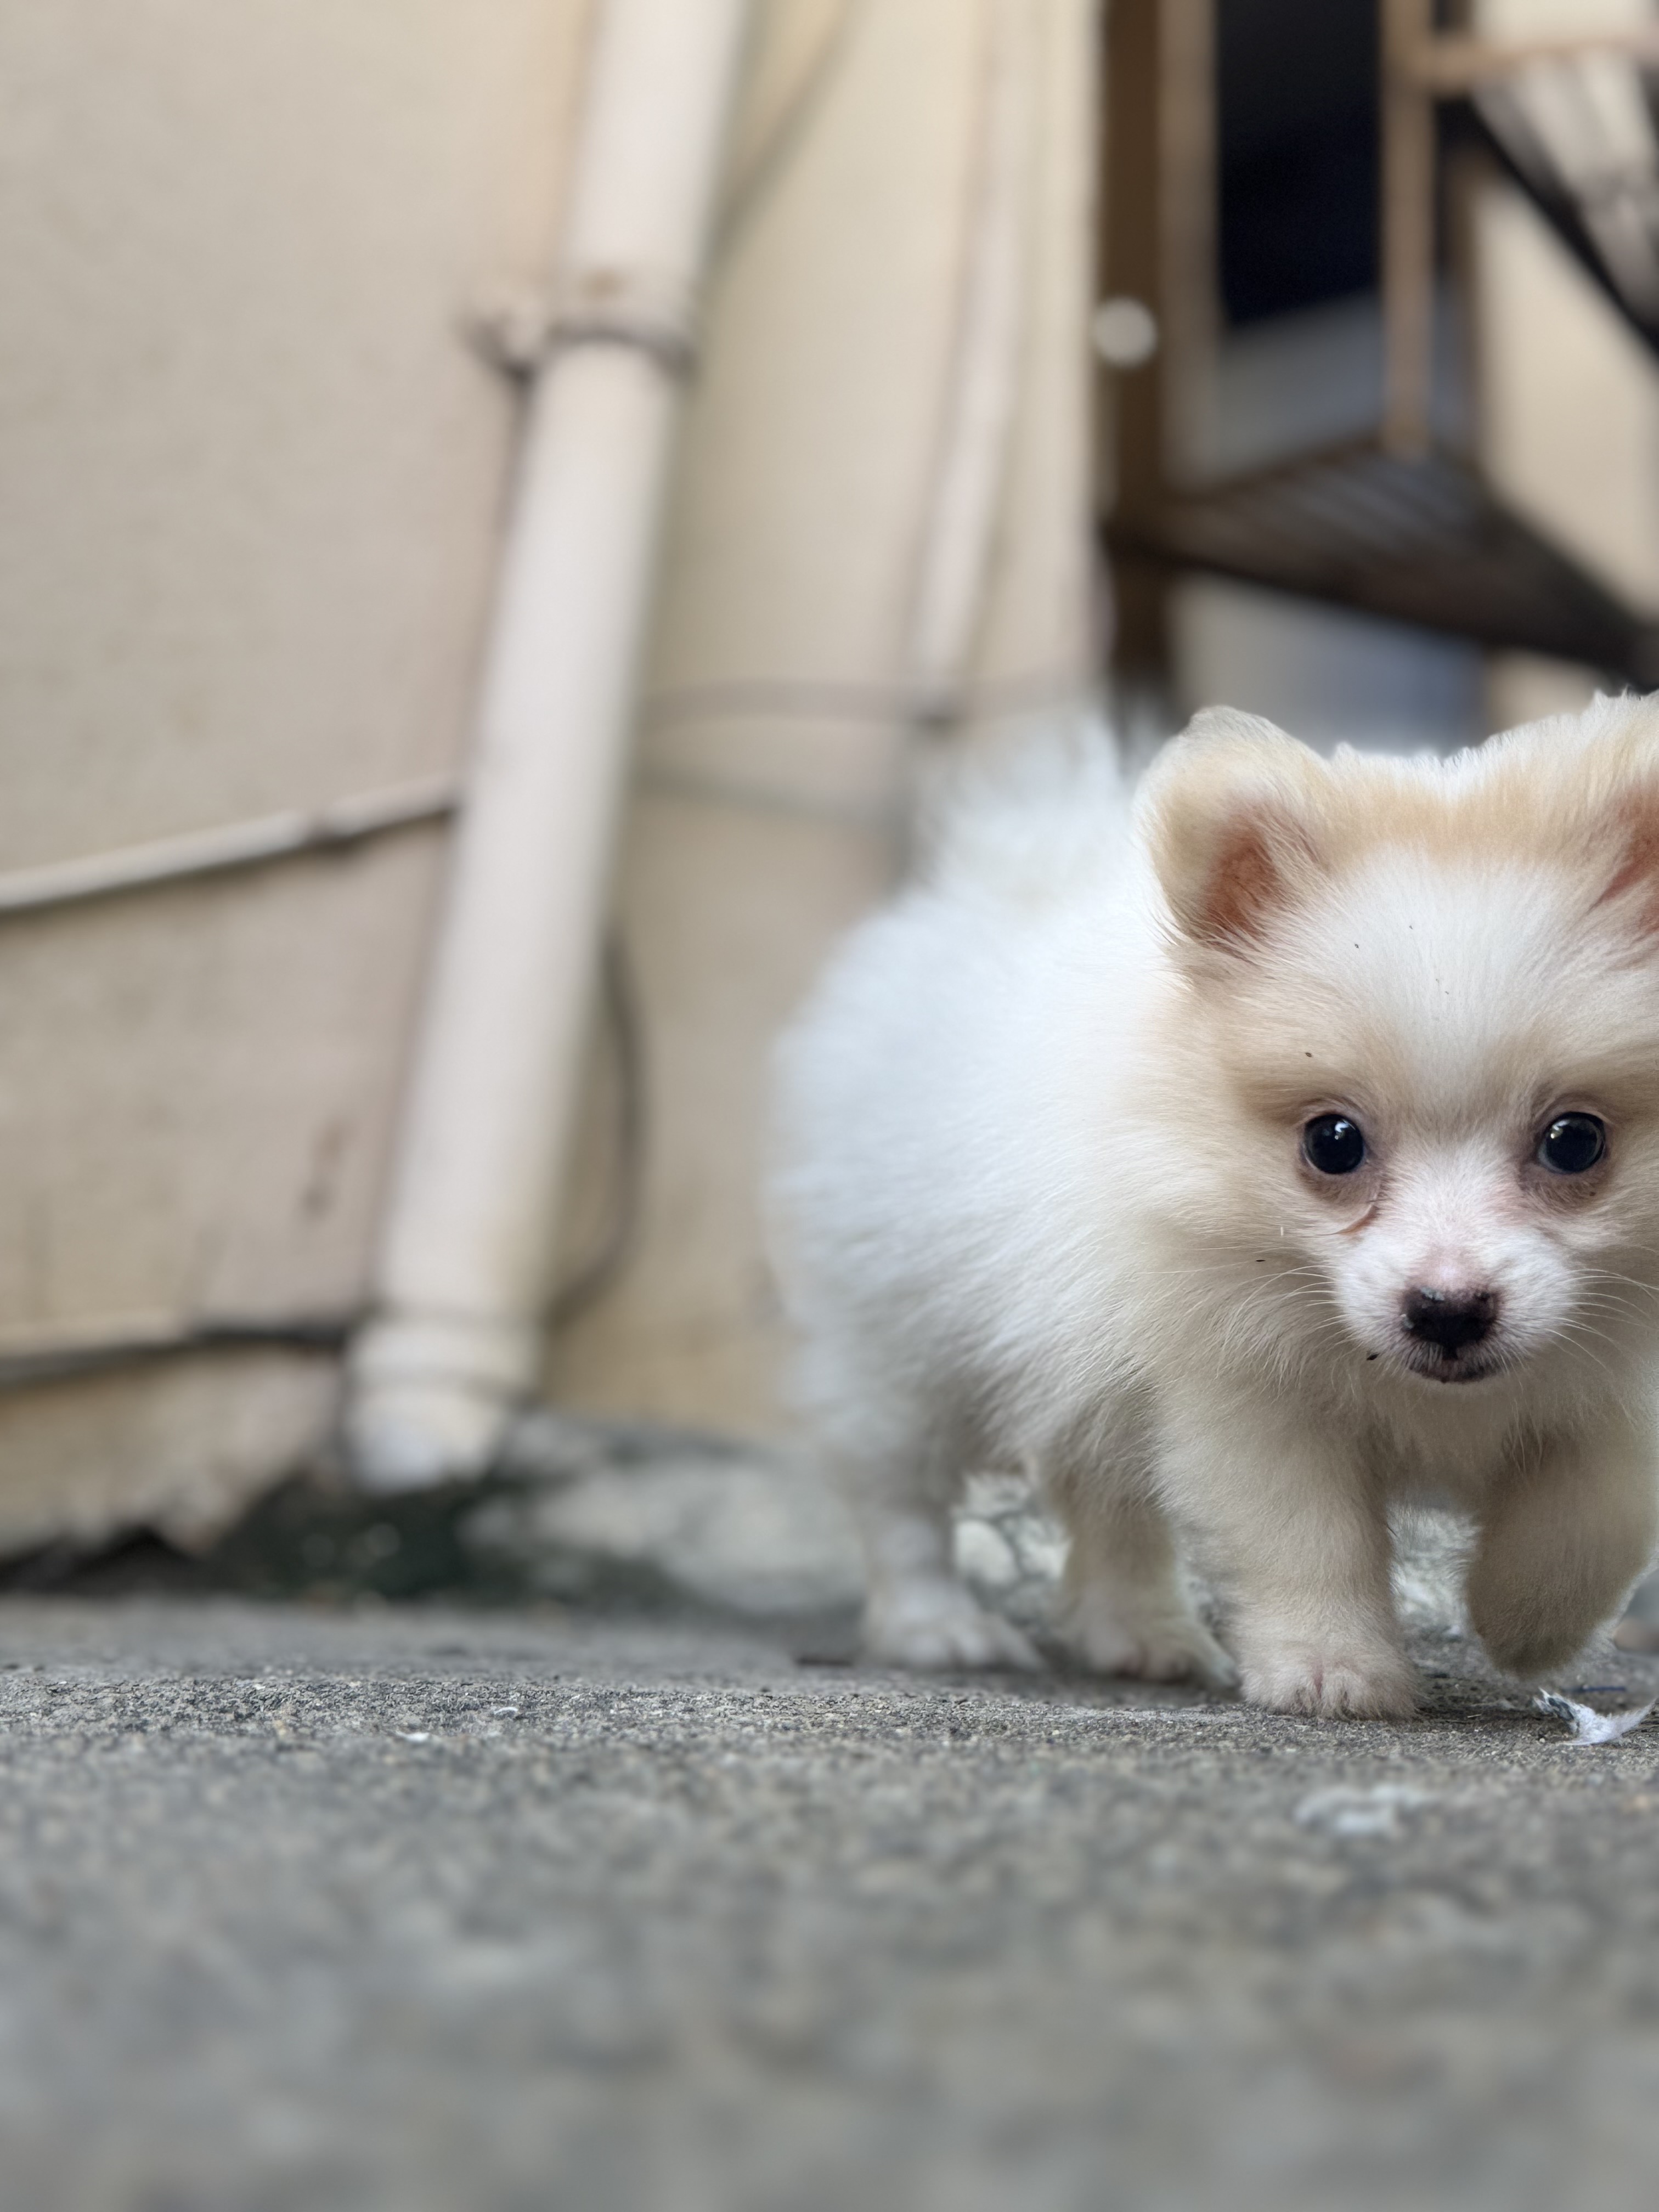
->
xmin=0 ymin=0 xmax=1099 ymax=1538
xmin=0 ymin=0 xmax=595 ymax=1541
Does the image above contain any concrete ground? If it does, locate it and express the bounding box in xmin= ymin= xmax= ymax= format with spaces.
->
xmin=4 ymin=1595 xmax=1659 ymax=2212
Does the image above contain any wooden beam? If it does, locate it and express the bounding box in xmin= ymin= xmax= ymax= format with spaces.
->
xmin=1101 ymin=0 xmax=1169 ymax=681
xmin=1406 ymin=28 xmax=1659 ymax=99
xmin=1381 ymin=0 xmax=1437 ymax=458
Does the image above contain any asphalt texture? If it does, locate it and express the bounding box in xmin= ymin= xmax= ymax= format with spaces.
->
xmin=5 ymin=1596 xmax=1659 ymax=2212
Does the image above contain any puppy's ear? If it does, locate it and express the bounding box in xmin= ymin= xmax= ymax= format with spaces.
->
xmin=1595 ymin=781 xmax=1659 ymax=936
xmin=1142 ymin=710 xmax=1329 ymax=953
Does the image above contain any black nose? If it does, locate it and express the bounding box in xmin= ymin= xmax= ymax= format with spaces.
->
xmin=1402 ymin=1286 xmax=1498 ymax=1355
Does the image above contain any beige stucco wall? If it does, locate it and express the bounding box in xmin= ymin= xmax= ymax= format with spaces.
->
xmin=0 ymin=0 xmax=1098 ymax=1542
xmin=0 ymin=0 xmax=597 ymax=1546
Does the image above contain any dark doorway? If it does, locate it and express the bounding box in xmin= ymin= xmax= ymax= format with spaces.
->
xmin=1217 ymin=0 xmax=1380 ymax=324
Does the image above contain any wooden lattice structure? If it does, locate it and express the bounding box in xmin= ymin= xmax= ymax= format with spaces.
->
xmin=1102 ymin=0 xmax=1659 ymax=692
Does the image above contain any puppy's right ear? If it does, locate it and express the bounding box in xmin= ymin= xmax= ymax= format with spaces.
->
xmin=1141 ymin=710 xmax=1329 ymax=955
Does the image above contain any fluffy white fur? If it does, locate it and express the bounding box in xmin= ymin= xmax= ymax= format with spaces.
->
xmin=769 ymin=698 xmax=1659 ymax=1717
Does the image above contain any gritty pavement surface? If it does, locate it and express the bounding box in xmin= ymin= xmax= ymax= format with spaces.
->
xmin=5 ymin=1596 xmax=1659 ymax=2212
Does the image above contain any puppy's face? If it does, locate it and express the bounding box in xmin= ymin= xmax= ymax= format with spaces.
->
xmin=1144 ymin=706 xmax=1659 ymax=1397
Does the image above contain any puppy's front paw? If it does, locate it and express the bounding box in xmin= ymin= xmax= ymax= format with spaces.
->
xmin=1242 ymin=1643 xmax=1418 ymax=1720
xmin=1066 ymin=1592 xmax=1239 ymax=1690
xmin=864 ymin=1577 xmax=1041 ymax=1671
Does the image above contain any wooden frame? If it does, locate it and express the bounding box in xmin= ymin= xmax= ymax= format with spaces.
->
xmin=1381 ymin=0 xmax=1659 ymax=449
xmin=1099 ymin=0 xmax=1659 ymax=690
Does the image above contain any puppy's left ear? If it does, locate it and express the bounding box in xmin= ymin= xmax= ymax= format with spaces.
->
xmin=1594 ymin=778 xmax=1659 ymax=938
xmin=1141 ymin=709 xmax=1331 ymax=955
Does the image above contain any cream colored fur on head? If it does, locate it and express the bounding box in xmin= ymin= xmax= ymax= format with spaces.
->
xmin=770 ymin=697 xmax=1659 ymax=1717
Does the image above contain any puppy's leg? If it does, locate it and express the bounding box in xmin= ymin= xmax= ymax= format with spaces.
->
xmin=1468 ymin=1412 xmax=1658 ymax=1678
xmin=831 ymin=1400 xmax=1040 ymax=1671
xmin=1160 ymin=1400 xmax=1415 ymax=1719
xmin=1048 ymin=1454 xmax=1237 ymax=1687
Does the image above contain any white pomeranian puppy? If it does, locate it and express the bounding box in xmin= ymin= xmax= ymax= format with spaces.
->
xmin=769 ymin=699 xmax=1659 ymax=1717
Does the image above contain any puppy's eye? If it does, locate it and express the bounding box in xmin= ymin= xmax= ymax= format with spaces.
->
xmin=1537 ymin=1113 xmax=1606 ymax=1175
xmin=1302 ymin=1114 xmax=1365 ymax=1176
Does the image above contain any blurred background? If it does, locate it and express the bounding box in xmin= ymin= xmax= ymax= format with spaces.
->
xmin=2 ymin=0 xmax=1657 ymax=1571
